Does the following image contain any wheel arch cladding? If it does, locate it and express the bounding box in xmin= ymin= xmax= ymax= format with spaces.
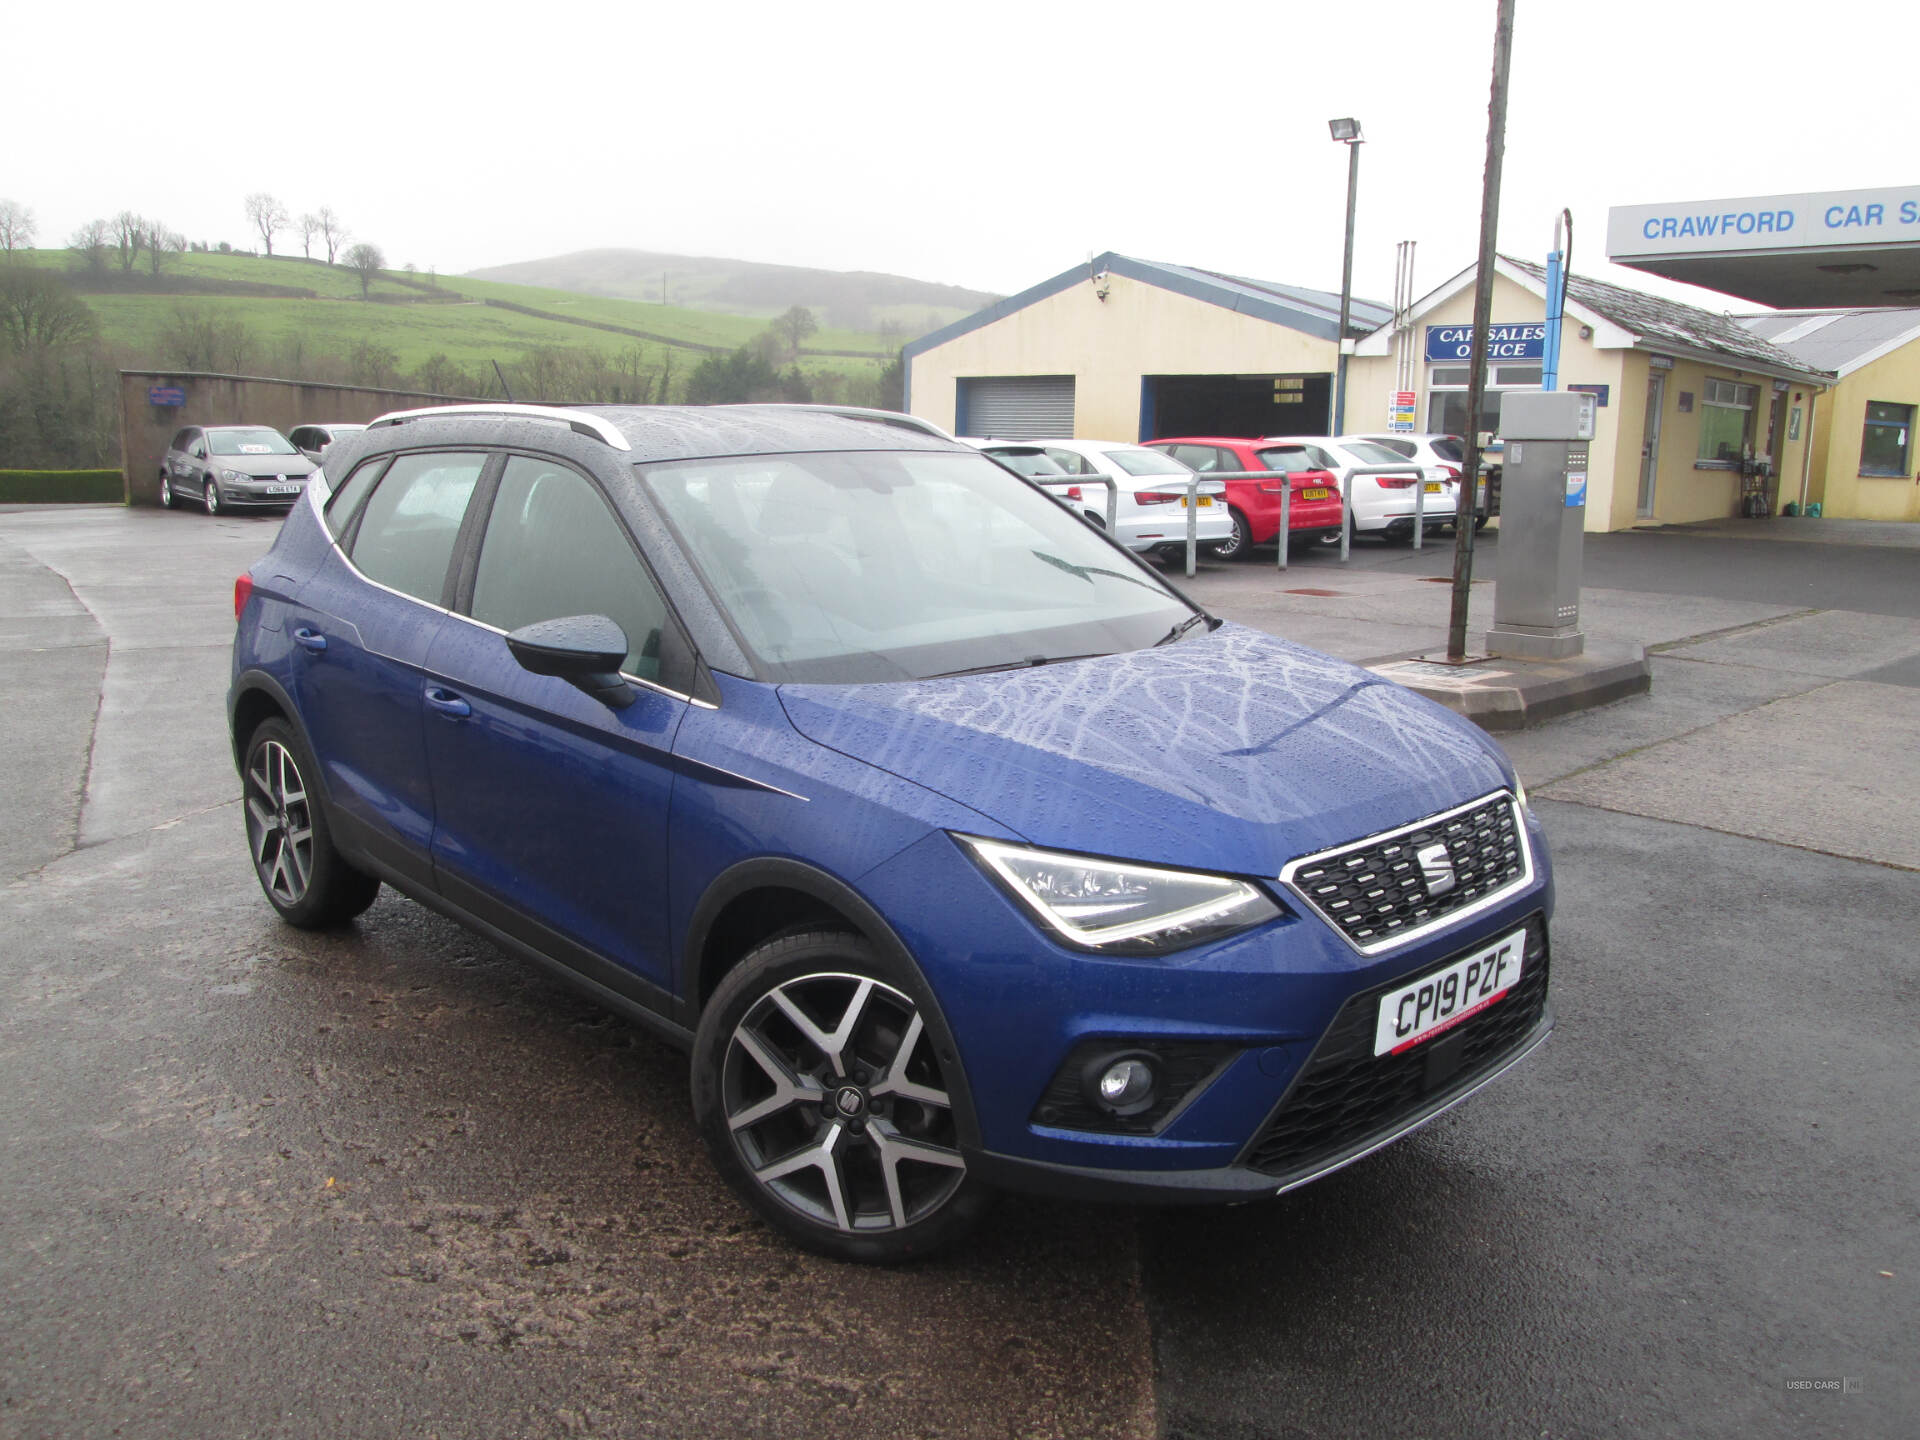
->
xmin=682 ymin=855 xmax=983 ymax=1148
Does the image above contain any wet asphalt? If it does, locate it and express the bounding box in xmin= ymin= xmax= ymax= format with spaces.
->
xmin=2 ymin=505 xmax=1914 ymax=1439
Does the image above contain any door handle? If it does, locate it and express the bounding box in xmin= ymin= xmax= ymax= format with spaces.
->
xmin=425 ymin=686 xmax=472 ymax=718
xmin=293 ymin=627 xmax=327 ymax=653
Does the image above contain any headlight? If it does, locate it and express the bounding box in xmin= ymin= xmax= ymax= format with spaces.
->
xmin=220 ymin=468 xmax=250 ymax=483
xmin=1513 ymin=777 xmax=1532 ymax=814
xmin=955 ymin=835 xmax=1281 ymax=955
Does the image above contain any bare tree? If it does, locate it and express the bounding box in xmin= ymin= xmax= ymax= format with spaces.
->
xmin=772 ymin=305 xmax=818 ymax=358
xmin=297 ymin=212 xmax=321 ymax=259
xmin=0 ymin=267 xmax=99 ymax=352
xmin=111 ymin=211 xmax=147 ymax=273
xmin=68 ymin=219 xmax=110 ymax=273
xmin=343 ymin=242 xmax=386 ymax=298
xmin=0 ymin=199 xmax=37 ymax=255
xmin=317 ymin=207 xmax=347 ymax=265
xmin=146 ymin=225 xmax=187 ymax=276
xmin=244 ymin=193 xmax=288 ymax=256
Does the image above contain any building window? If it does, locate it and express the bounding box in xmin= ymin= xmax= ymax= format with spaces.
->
xmin=1859 ymin=401 xmax=1914 ymax=477
xmin=1697 ymin=379 xmax=1757 ymax=465
xmin=1425 ymin=362 xmax=1543 ymax=440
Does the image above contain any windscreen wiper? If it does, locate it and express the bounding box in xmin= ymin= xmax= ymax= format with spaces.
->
xmin=1153 ymin=612 xmax=1212 ymax=647
xmin=926 ymin=652 xmax=1113 ymax=680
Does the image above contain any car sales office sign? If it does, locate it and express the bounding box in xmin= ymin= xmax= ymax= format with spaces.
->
xmin=1425 ymin=323 xmax=1546 ymax=362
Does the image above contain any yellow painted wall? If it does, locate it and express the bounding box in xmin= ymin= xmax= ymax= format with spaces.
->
xmin=1631 ymin=359 xmax=1817 ymax=526
xmin=1808 ymin=346 xmax=1920 ymax=521
xmin=907 ymin=272 xmax=1338 ymax=440
xmin=1347 ymin=274 xmax=1628 ymax=531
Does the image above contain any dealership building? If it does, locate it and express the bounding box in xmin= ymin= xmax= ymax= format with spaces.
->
xmin=905 ymin=185 xmax=1920 ymax=530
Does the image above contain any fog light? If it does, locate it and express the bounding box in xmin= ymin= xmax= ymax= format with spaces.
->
xmin=1084 ymin=1053 xmax=1157 ymax=1117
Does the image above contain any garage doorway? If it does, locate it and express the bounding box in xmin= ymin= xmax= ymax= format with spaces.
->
xmin=955 ymin=376 xmax=1076 ymax=439
xmin=1141 ymin=374 xmax=1331 ymax=440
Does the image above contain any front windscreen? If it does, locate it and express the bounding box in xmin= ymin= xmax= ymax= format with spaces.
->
xmin=209 ymin=428 xmax=298 ymax=456
xmin=641 ymin=450 xmax=1194 ymax=684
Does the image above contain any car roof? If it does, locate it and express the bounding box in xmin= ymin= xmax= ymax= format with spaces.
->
xmin=1148 ymin=436 xmax=1272 ymax=447
xmin=1027 ymin=438 xmax=1153 ymax=454
xmin=365 ymin=403 xmax=966 ymax=465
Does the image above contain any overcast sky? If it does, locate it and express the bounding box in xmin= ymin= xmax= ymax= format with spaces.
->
xmin=11 ymin=0 xmax=1909 ymax=313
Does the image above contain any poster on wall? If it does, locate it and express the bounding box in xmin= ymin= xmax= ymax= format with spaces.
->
xmin=1388 ymin=391 xmax=1417 ymax=431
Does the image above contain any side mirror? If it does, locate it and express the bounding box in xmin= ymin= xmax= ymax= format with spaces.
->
xmin=505 ymin=614 xmax=634 ymax=709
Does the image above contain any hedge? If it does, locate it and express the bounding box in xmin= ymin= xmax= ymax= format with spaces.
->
xmin=0 ymin=470 xmax=124 ymax=503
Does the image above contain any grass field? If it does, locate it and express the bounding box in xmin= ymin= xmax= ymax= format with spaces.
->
xmin=16 ymin=250 xmax=900 ymax=381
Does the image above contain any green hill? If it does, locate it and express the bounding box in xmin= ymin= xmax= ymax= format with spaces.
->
xmin=466 ymin=248 xmax=997 ymax=331
xmin=13 ymin=249 xmax=910 ymax=389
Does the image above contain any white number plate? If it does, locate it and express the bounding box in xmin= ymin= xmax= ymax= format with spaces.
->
xmin=265 ymin=483 xmax=302 ymax=494
xmin=1373 ymin=927 xmax=1526 ymax=1056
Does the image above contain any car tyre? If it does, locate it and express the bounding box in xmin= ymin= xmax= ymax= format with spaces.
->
xmin=1474 ymin=514 xmax=1490 ymax=532
xmin=204 ymin=481 xmax=222 ymax=516
xmin=158 ymin=471 xmax=173 ymax=508
xmin=1210 ymin=507 xmax=1252 ymax=562
xmin=241 ymin=718 xmax=380 ymax=928
xmin=692 ymin=929 xmax=992 ymax=1264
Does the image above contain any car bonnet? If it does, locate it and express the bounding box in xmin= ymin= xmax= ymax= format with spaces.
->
xmin=776 ymin=623 xmax=1511 ymax=879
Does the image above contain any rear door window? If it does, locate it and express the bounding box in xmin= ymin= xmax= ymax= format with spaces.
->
xmin=469 ymin=456 xmax=670 ymax=681
xmin=345 ymin=452 xmax=487 ymax=605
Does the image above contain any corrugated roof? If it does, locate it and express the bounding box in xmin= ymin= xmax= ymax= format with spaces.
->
xmin=1502 ymin=257 xmax=1829 ymax=377
xmin=1733 ymin=308 xmax=1920 ymax=377
xmin=903 ymin=251 xmax=1391 ymax=361
xmin=1163 ymin=263 xmax=1394 ymax=333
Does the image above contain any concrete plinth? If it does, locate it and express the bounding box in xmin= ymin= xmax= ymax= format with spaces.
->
xmin=1365 ymin=641 xmax=1651 ymax=731
xmin=1484 ymin=623 xmax=1587 ymax=661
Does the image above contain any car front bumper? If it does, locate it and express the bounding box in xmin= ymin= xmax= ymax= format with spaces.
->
xmin=862 ymin=818 xmax=1555 ymax=1201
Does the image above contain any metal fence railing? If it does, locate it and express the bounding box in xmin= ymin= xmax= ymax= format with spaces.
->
xmin=1037 ymin=463 xmax=1443 ymax=577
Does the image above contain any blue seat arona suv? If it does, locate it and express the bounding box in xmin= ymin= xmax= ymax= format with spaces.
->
xmin=229 ymin=403 xmax=1553 ymax=1262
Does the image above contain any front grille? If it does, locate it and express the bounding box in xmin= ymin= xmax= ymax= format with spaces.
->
xmin=1281 ymin=792 xmax=1529 ymax=952
xmin=1240 ymin=918 xmax=1549 ymax=1178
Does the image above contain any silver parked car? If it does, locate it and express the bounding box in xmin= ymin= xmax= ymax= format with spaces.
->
xmin=158 ymin=426 xmax=318 ymax=515
xmin=288 ymin=422 xmax=367 ymax=464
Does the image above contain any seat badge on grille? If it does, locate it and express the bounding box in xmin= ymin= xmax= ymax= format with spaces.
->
xmin=1416 ymin=842 xmax=1457 ymax=896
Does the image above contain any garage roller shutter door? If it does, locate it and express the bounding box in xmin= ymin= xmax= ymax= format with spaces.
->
xmin=958 ymin=376 xmax=1076 ymax=439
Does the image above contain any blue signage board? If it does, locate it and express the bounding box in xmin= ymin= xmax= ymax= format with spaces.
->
xmin=147 ymin=386 xmax=186 ymax=407
xmin=1425 ymin=323 xmax=1546 ymax=362
xmin=1568 ymin=383 xmax=1610 ymax=407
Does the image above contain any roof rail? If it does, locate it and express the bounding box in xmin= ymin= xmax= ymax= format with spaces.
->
xmin=365 ymin=403 xmax=631 ymax=451
xmin=734 ymin=403 xmax=955 ymax=441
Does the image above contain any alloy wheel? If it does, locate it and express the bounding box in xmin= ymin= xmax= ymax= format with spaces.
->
xmin=158 ymin=472 xmax=173 ymax=507
xmin=721 ymin=972 xmax=965 ymax=1234
xmin=245 ymin=739 xmax=313 ymax=905
xmin=204 ymin=481 xmax=221 ymax=515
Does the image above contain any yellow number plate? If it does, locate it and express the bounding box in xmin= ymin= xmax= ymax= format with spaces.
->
xmin=1423 ymin=481 xmax=1444 ymax=493
xmin=1300 ymin=487 xmax=1330 ymax=500
xmin=1179 ymin=495 xmax=1214 ymax=507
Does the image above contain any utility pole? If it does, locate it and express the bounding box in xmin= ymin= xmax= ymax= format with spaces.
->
xmin=1448 ymin=0 xmax=1516 ymax=661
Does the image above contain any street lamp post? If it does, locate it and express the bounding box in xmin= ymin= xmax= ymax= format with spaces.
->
xmin=1329 ymin=117 xmax=1364 ymax=438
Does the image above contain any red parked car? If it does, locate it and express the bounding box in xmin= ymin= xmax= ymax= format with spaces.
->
xmin=1146 ymin=437 xmax=1345 ymax=561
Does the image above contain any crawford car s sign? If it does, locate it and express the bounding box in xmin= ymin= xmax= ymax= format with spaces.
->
xmin=1608 ymin=186 xmax=1920 ymax=258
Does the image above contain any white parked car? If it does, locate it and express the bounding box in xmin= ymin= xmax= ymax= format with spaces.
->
xmin=1015 ymin=439 xmax=1231 ymax=557
xmin=1262 ymin=436 xmax=1451 ymax=543
xmin=1346 ymin=432 xmax=1492 ymax=528
xmin=287 ymin=423 xmax=367 ymax=464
